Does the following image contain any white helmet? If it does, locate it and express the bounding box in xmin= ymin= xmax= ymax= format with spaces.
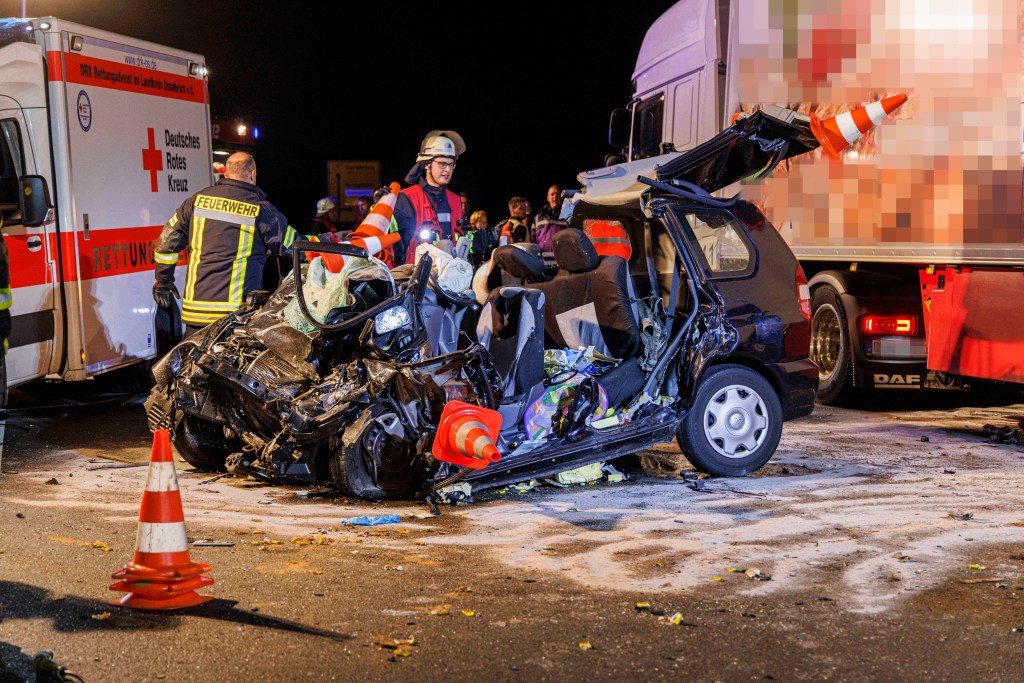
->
xmin=416 ymin=130 xmax=466 ymax=162
xmin=316 ymin=197 xmax=337 ymax=216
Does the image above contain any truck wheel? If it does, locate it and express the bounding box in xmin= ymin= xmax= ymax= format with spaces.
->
xmin=330 ymin=405 xmax=420 ymax=499
xmin=677 ymin=364 xmax=782 ymax=476
xmin=810 ymin=285 xmax=852 ymax=404
xmin=172 ymin=415 xmax=230 ymax=472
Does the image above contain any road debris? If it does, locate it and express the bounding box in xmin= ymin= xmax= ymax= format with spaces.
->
xmin=947 ymin=511 xmax=974 ymax=521
xmin=193 ymin=540 xmax=235 ymax=547
xmin=91 ymin=541 xmax=113 ymax=552
xmin=578 ymin=641 xmax=593 ymax=650
xmin=960 ymin=578 xmax=1007 ymax=584
xmin=635 ymin=601 xmax=651 ymax=610
xmin=981 ymin=421 xmax=1024 ymax=444
xmin=45 ymin=478 xmax=59 ymax=485
xmin=340 ymin=514 xmax=400 ymax=527
xmin=658 ymin=612 xmax=684 ymax=626
xmin=744 ymin=567 xmax=771 ymax=581
xmin=462 ymin=610 xmax=476 ymax=617
xmin=89 ymin=611 xmax=111 ymax=620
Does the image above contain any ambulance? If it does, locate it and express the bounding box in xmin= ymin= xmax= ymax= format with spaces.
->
xmin=0 ymin=17 xmax=211 ymax=394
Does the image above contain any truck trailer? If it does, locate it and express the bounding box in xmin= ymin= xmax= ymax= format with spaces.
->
xmin=0 ymin=17 xmax=211 ymax=397
xmin=607 ymin=0 xmax=1023 ymax=402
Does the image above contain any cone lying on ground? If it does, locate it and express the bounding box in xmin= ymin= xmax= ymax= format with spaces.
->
xmin=810 ymin=93 xmax=907 ymax=158
xmin=109 ymin=429 xmax=214 ymax=610
xmin=432 ymin=400 xmax=502 ymax=470
xmin=321 ymin=182 xmax=402 ymax=273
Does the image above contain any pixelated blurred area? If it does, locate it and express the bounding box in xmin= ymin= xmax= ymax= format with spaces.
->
xmin=734 ymin=0 xmax=1022 ymax=252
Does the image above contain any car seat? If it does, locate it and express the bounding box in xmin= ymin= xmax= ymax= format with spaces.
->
xmin=531 ymin=230 xmax=641 ymax=359
xmin=471 ymin=244 xmax=546 ymax=305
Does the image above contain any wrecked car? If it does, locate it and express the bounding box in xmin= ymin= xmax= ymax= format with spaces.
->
xmin=146 ymin=109 xmax=824 ymax=500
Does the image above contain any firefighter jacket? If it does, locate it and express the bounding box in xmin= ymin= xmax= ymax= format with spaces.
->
xmin=153 ymin=178 xmax=306 ymax=326
xmin=394 ymin=181 xmax=464 ymax=264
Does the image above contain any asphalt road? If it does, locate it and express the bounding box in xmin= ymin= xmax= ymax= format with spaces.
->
xmin=1 ymin=381 xmax=1023 ymax=682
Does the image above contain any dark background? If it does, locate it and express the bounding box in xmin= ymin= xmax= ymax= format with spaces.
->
xmin=6 ymin=1 xmax=674 ymax=226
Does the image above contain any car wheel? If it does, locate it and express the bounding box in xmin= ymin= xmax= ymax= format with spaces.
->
xmin=172 ymin=415 xmax=230 ymax=472
xmin=810 ymin=285 xmax=852 ymax=404
xmin=330 ymin=405 xmax=420 ymax=499
xmin=677 ymin=364 xmax=783 ymax=476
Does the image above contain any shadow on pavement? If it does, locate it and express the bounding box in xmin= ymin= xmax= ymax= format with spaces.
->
xmin=0 ymin=581 xmax=350 ymax=643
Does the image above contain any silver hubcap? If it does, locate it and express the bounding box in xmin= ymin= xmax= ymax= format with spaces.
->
xmin=810 ymin=303 xmax=844 ymax=383
xmin=703 ymin=384 xmax=769 ymax=458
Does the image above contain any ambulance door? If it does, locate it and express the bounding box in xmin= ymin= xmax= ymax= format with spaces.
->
xmin=0 ymin=100 xmax=55 ymax=388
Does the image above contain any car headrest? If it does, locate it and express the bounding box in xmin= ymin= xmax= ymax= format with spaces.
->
xmin=492 ymin=245 xmax=545 ymax=280
xmin=552 ymin=229 xmax=599 ymax=273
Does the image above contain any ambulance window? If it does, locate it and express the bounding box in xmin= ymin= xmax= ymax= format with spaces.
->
xmin=0 ymin=119 xmax=24 ymax=210
xmin=675 ymin=208 xmax=755 ymax=279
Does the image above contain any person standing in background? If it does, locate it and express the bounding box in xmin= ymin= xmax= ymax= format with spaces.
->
xmin=531 ymin=184 xmax=566 ymax=269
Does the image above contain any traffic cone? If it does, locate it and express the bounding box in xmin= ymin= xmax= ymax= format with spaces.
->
xmin=810 ymin=93 xmax=907 ymax=158
xmin=432 ymin=400 xmax=502 ymax=470
xmin=321 ymin=182 xmax=402 ymax=273
xmin=109 ymin=429 xmax=214 ymax=610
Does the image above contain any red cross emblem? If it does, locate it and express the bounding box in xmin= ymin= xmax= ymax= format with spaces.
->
xmin=141 ymin=127 xmax=163 ymax=193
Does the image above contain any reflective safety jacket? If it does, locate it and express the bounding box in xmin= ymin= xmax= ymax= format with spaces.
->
xmin=154 ymin=178 xmax=308 ymax=326
xmin=397 ymin=182 xmax=463 ymax=264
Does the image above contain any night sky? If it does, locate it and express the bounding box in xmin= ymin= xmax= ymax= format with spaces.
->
xmin=9 ymin=1 xmax=675 ymax=227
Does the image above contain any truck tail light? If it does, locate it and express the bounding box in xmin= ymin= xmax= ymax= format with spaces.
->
xmin=860 ymin=315 xmax=918 ymax=336
xmin=795 ymin=265 xmax=811 ymax=322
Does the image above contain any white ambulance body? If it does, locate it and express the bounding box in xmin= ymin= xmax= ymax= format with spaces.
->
xmin=0 ymin=17 xmax=210 ymax=389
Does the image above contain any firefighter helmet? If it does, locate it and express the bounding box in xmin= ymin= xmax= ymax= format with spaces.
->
xmin=416 ymin=130 xmax=466 ymax=162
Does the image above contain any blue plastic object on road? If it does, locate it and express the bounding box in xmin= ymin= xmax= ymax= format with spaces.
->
xmin=339 ymin=514 xmax=400 ymax=526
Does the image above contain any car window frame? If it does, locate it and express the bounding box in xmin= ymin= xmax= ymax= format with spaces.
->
xmin=670 ymin=205 xmax=759 ymax=281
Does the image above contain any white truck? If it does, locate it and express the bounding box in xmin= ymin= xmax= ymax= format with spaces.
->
xmin=607 ymin=0 xmax=1023 ymax=403
xmin=0 ymin=17 xmax=211 ymax=396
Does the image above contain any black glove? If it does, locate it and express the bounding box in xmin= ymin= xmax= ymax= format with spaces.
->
xmin=153 ymin=282 xmax=179 ymax=309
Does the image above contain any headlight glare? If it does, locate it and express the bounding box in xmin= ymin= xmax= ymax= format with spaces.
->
xmin=374 ymin=305 xmax=411 ymax=335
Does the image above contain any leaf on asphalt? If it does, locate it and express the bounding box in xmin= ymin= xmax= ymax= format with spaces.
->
xmin=579 ymin=642 xmax=593 ymax=650
xmin=657 ymin=612 xmax=684 ymax=626
xmin=384 ymin=564 xmax=404 ymax=571
xmin=711 ymin=577 xmax=724 ymax=582
xmin=374 ymin=636 xmax=416 ymax=650
xmin=430 ymin=607 xmax=449 ymax=616
xmin=462 ymin=610 xmax=475 ymax=617
xmin=250 ymin=538 xmax=283 ymax=546
xmin=947 ymin=511 xmax=974 ymax=521
xmin=969 ymin=564 xmax=986 ymax=570
xmin=456 ymin=585 xmax=472 ymax=592
xmin=90 ymin=612 xmax=111 ymax=620
xmin=91 ymin=542 xmax=113 ymax=552
xmin=726 ymin=567 xmax=741 ymax=573
xmin=393 ymin=648 xmax=412 ymax=657
xmin=892 ymin=552 xmax=911 ymax=562
xmin=292 ymin=534 xmax=331 ymax=546
xmin=635 ymin=601 xmax=651 ymax=610
xmin=307 ymin=568 xmax=324 ymax=575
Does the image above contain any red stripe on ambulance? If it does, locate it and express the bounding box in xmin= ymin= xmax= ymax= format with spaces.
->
xmin=59 ymin=52 xmax=205 ymax=104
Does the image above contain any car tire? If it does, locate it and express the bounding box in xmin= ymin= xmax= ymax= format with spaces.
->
xmin=810 ymin=285 xmax=852 ymax=404
xmin=172 ymin=415 xmax=230 ymax=472
xmin=677 ymin=364 xmax=783 ymax=476
xmin=330 ymin=405 xmax=421 ymax=499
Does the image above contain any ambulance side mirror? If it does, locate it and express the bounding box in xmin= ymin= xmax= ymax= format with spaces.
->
xmin=19 ymin=175 xmax=52 ymax=228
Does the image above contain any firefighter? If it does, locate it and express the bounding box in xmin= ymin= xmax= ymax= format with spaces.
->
xmin=152 ymin=152 xmax=313 ymax=338
xmin=393 ymin=130 xmax=466 ymax=265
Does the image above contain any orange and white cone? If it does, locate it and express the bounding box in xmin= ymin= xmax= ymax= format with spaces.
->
xmin=322 ymin=182 xmax=402 ymax=273
xmin=810 ymin=93 xmax=907 ymax=158
xmin=432 ymin=400 xmax=502 ymax=470
xmin=109 ymin=429 xmax=214 ymax=610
